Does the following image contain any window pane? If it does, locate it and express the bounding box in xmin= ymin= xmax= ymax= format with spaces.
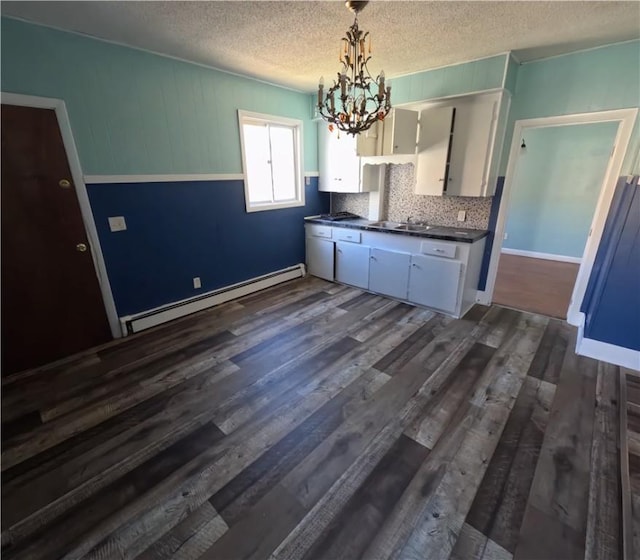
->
xmin=269 ymin=125 xmax=296 ymax=202
xmin=243 ymin=123 xmax=273 ymax=204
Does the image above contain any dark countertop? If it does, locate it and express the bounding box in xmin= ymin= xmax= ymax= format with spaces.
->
xmin=304 ymin=216 xmax=489 ymax=244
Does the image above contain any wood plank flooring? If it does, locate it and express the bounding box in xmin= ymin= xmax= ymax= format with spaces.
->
xmin=624 ymin=369 xmax=640 ymax=560
xmin=493 ymin=254 xmax=580 ymax=319
xmin=1 ymin=277 xmax=624 ymax=560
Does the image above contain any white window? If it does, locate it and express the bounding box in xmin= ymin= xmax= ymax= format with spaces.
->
xmin=238 ymin=110 xmax=305 ymax=212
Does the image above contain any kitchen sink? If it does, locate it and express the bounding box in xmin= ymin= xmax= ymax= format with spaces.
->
xmin=394 ymin=224 xmax=434 ymax=232
xmin=369 ymin=221 xmax=401 ymax=228
xmin=369 ymin=221 xmax=435 ymax=232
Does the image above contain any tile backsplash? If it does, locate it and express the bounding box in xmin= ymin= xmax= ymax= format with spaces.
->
xmin=332 ymin=163 xmax=492 ymax=230
xmin=331 ymin=191 xmax=370 ymax=219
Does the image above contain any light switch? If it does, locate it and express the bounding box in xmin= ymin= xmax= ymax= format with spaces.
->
xmin=108 ymin=216 xmax=127 ymax=232
xmin=457 ymin=210 xmax=466 ymax=222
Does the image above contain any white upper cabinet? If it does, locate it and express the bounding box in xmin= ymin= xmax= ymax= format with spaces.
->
xmin=447 ymin=95 xmax=498 ymax=197
xmin=414 ymin=91 xmax=504 ymax=197
xmin=318 ymin=125 xmax=385 ymax=193
xmin=382 ymin=108 xmax=420 ymax=155
xmin=318 ymin=125 xmax=360 ymax=193
xmin=414 ymin=106 xmax=455 ymax=196
xmin=356 ymin=108 xmax=419 ymax=157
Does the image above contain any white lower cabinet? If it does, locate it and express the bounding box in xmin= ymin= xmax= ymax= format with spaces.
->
xmin=408 ymin=255 xmax=463 ymax=314
xmin=368 ymin=248 xmax=411 ymax=300
xmin=306 ymin=237 xmax=334 ymax=281
xmin=305 ymin=223 xmax=485 ymax=318
xmin=335 ymin=242 xmax=370 ymax=289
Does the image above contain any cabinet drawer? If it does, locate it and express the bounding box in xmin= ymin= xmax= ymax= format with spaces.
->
xmin=420 ymin=240 xmax=457 ymax=259
xmin=335 ymin=229 xmax=361 ymax=243
xmin=308 ymin=224 xmax=333 ymax=239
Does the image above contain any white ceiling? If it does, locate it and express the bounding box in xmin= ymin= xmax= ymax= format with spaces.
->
xmin=3 ymin=1 xmax=639 ymax=92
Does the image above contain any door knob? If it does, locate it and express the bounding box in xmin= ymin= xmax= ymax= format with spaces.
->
xmin=59 ymin=179 xmax=71 ymax=188
xmin=76 ymin=243 xmax=87 ymax=252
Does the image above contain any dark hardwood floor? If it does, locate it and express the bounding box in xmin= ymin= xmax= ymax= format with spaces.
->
xmin=1 ymin=277 xmax=624 ymax=559
xmin=624 ymin=369 xmax=640 ymax=559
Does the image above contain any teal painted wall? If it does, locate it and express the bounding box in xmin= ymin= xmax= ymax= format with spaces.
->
xmin=500 ymin=40 xmax=640 ymax=175
xmin=1 ymin=17 xmax=318 ymax=175
xmin=390 ymin=54 xmax=506 ymax=106
xmin=503 ymin=54 xmax=519 ymax=95
xmin=503 ymin=122 xmax=619 ymax=257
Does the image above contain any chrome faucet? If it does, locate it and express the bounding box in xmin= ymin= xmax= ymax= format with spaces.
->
xmin=407 ymin=215 xmax=414 ymax=224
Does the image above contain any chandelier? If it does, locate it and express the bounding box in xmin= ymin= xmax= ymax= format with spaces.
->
xmin=317 ymin=1 xmax=391 ymax=136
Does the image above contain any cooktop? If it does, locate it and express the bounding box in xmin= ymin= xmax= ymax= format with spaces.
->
xmin=317 ymin=211 xmax=361 ymax=221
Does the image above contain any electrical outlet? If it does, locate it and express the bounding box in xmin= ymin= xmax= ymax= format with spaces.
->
xmin=108 ymin=216 xmax=127 ymax=232
xmin=305 ymin=176 xmax=311 ymax=186
xmin=504 ymin=232 xmax=509 ymax=240
xmin=457 ymin=210 xmax=466 ymax=222
xmin=193 ymin=277 xmax=201 ymax=289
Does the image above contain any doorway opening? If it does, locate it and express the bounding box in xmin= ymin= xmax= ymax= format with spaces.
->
xmin=494 ymin=121 xmax=618 ymax=318
xmin=485 ymin=108 xmax=637 ymax=323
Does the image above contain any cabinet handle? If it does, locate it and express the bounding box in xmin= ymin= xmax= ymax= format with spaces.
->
xmin=370 ymin=256 xmax=377 ymax=261
xmin=435 ymin=249 xmax=445 ymax=253
xmin=337 ymin=249 xmax=342 ymax=253
xmin=412 ymin=263 xmax=420 ymax=268
xmin=438 ymin=178 xmax=445 ymax=182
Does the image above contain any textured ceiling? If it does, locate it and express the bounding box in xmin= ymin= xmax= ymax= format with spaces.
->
xmin=2 ymin=1 xmax=639 ymax=92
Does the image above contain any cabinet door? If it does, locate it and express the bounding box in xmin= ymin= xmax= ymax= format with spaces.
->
xmin=356 ymin=121 xmax=382 ymax=157
xmin=336 ymin=242 xmax=370 ymax=289
xmin=382 ymin=108 xmax=419 ymax=155
xmin=318 ymin=126 xmax=361 ymax=192
xmin=408 ymin=254 xmax=462 ymax=314
xmin=447 ymin=97 xmax=497 ymax=197
xmin=306 ymin=237 xmax=334 ymax=281
xmin=415 ymin=106 xmax=455 ymax=195
xmin=369 ymin=248 xmax=410 ymax=299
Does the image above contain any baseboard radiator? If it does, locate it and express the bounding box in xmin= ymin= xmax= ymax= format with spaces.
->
xmin=119 ymin=264 xmax=306 ymax=336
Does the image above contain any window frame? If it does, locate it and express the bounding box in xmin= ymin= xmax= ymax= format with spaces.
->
xmin=238 ymin=110 xmax=305 ymax=213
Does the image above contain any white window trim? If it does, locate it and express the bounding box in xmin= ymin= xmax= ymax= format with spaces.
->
xmin=238 ymin=110 xmax=305 ymax=213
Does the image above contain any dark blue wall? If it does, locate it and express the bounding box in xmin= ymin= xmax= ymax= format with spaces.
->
xmin=581 ymin=175 xmax=640 ymax=351
xmin=87 ymin=178 xmax=329 ymax=316
xmin=477 ymin=176 xmax=504 ymax=291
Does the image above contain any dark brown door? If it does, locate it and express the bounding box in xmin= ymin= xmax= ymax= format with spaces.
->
xmin=1 ymin=104 xmax=112 ymax=375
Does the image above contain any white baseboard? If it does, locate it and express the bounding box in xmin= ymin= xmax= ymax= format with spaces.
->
xmin=577 ymin=322 xmax=640 ymax=370
xmin=119 ymin=264 xmax=305 ymax=335
xmin=501 ymin=248 xmax=582 ymax=264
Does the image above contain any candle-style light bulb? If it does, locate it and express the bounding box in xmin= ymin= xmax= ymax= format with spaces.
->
xmin=378 ymin=70 xmax=385 ymax=99
xmin=318 ymin=76 xmax=324 ymax=107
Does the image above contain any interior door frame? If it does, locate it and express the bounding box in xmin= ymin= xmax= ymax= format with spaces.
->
xmin=1 ymin=92 xmax=120 ymax=338
xmin=483 ymin=107 xmax=638 ymax=327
